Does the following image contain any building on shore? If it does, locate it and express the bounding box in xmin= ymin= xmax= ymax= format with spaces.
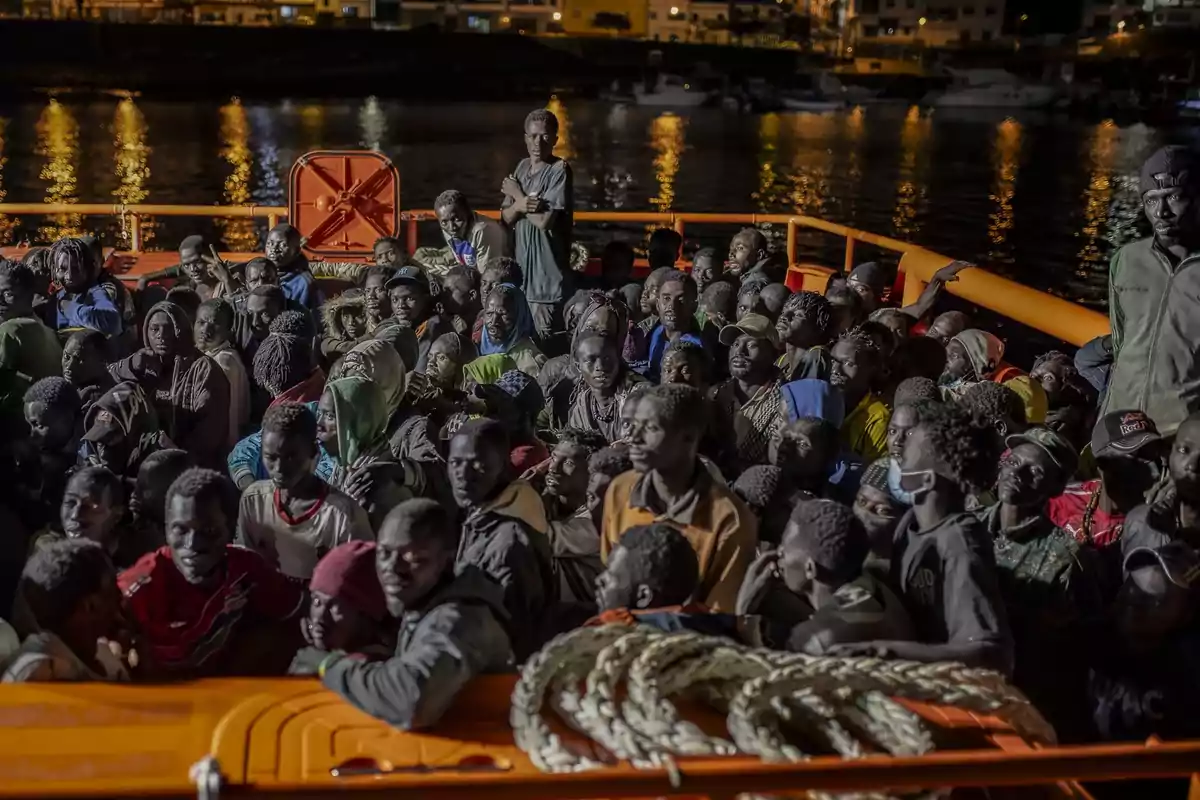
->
xmin=846 ymin=0 xmax=1006 ymax=47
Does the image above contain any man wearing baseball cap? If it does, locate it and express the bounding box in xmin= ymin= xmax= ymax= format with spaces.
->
xmin=1121 ymin=409 xmax=1200 ymax=558
xmin=1103 ymin=145 xmax=1200 ymax=435
xmin=979 ymin=426 xmax=1103 ymax=728
xmin=710 ymin=313 xmax=784 ymax=473
xmin=1080 ymin=541 xmax=1200 ymax=741
xmin=379 ymin=265 xmax=454 ymax=373
xmin=1049 ymin=409 xmax=1164 ymax=552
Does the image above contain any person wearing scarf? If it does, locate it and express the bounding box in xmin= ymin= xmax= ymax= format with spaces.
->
xmin=477 ymin=283 xmax=545 ymax=377
xmin=545 ymin=291 xmax=634 ymax=428
xmin=108 ymin=301 xmax=230 ymax=470
xmin=319 ymin=376 xmax=425 ymax=530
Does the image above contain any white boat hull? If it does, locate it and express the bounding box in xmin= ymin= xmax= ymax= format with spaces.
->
xmin=781 ymin=98 xmax=843 ymax=112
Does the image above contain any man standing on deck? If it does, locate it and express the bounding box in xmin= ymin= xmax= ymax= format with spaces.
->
xmin=1105 ymin=146 xmax=1200 ymax=435
xmin=501 ymin=109 xmax=573 ymax=343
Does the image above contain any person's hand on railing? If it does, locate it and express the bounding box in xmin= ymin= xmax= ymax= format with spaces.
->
xmin=931 ymin=260 xmax=974 ymax=286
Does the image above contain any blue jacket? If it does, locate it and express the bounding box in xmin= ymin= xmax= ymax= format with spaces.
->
xmin=227 ymin=401 xmax=335 ymax=487
xmin=55 ymin=283 xmax=123 ymax=337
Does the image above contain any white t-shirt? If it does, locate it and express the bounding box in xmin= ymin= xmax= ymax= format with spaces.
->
xmin=237 ymin=480 xmax=372 ymax=579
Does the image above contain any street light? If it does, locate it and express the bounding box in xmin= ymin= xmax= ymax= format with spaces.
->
xmin=918 ymin=16 xmax=926 ymax=25
xmin=552 ymin=10 xmax=561 ymax=20
xmin=670 ymin=5 xmax=678 ymax=14
xmin=1116 ymin=19 xmax=1126 ymax=33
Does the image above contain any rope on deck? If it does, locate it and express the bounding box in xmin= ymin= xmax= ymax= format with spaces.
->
xmin=510 ymin=627 xmax=1055 ymax=800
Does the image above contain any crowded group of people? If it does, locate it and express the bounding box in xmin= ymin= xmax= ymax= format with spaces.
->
xmin=0 ymin=110 xmax=1197 ymax=749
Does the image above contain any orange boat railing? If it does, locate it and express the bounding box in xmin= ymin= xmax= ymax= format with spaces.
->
xmin=0 ymin=203 xmax=1111 ymax=348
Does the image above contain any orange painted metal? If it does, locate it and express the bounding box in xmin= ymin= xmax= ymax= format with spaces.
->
xmin=0 ymin=675 xmax=1196 ymax=799
xmin=288 ymin=151 xmax=401 ymax=257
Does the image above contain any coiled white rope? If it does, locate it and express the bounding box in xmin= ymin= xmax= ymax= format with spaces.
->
xmin=513 ymin=625 xmax=1054 ymax=792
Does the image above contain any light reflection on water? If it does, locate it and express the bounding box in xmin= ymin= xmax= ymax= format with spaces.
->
xmin=0 ymin=95 xmax=1184 ymax=307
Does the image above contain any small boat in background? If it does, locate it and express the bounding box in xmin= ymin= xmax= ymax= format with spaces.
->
xmin=927 ymin=69 xmax=1058 ymax=109
xmin=781 ymin=96 xmax=844 ymax=112
xmin=634 ymin=74 xmax=710 ymax=107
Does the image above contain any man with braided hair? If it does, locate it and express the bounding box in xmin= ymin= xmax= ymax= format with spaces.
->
xmin=602 ymin=384 xmax=758 ymax=612
xmin=775 ymin=290 xmax=833 ymax=382
xmin=737 ymin=499 xmax=913 ymax=655
xmin=836 ymin=402 xmax=1014 ymax=675
xmin=435 ymin=188 xmax=510 ymax=272
xmin=831 ymin=325 xmax=891 ymax=463
xmin=50 ymin=237 xmax=126 ymax=339
xmin=120 ymin=468 xmax=305 ymax=678
xmin=501 ymin=108 xmax=574 ymax=341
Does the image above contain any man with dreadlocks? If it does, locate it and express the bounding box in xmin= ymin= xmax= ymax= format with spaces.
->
xmin=501 ymin=108 xmax=574 ymax=342
xmin=109 ymin=300 xmax=231 ymax=471
xmin=835 ymin=402 xmax=1013 ymax=675
xmin=830 ymin=326 xmax=891 ymax=463
xmin=435 ymin=189 xmax=510 ymax=271
xmin=50 ymin=237 xmax=126 ymax=339
xmin=775 ymin=290 xmax=833 ymax=382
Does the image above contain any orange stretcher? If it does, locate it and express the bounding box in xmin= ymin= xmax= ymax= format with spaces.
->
xmin=0 ymin=675 xmax=1198 ymax=799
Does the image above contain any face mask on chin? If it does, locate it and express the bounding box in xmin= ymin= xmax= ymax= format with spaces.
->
xmin=887 ymin=458 xmax=915 ymax=506
xmin=888 ymin=458 xmax=936 ymax=506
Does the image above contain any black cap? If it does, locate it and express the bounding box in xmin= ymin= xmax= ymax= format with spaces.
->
xmin=1139 ymin=145 xmax=1200 ymax=197
xmin=384 ymin=265 xmax=430 ymax=293
xmin=1124 ymin=542 xmax=1200 ymax=589
xmin=1091 ymin=409 xmax=1160 ymax=459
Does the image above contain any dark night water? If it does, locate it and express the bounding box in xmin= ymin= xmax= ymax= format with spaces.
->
xmin=0 ymin=95 xmax=1196 ymax=308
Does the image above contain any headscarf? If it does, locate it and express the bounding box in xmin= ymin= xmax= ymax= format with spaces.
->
xmin=310 ymin=541 xmax=387 ymax=622
xmin=325 ymin=376 xmax=389 ymax=466
xmin=331 ymin=339 xmax=406 ymax=413
xmin=476 ymin=369 xmax=544 ymax=424
xmin=479 ymin=283 xmax=535 ymax=356
xmin=951 ymin=329 xmax=1005 ymax=381
xmin=780 ymin=379 xmax=846 ymax=426
xmin=860 ymin=458 xmax=891 ymax=494
xmin=464 ymin=353 xmax=518 ymax=387
xmin=572 ymin=291 xmax=630 ymax=356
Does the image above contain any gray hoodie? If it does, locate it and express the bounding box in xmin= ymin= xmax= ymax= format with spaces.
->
xmin=1105 ymin=237 xmax=1200 ymax=434
xmin=320 ymin=566 xmax=512 ymax=730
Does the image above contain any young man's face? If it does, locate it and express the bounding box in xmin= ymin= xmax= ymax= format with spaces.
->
xmin=262 ymin=430 xmax=316 ymax=492
xmin=887 ymin=405 xmax=919 ymax=461
xmin=1031 ymin=358 xmax=1070 ymax=404
xmin=376 ymin=522 xmax=454 ymax=617
xmin=926 ymin=313 xmax=965 ymax=346
xmin=25 ymin=400 xmax=76 ymax=453
xmin=436 ymin=201 xmax=471 ymax=241
xmin=594 ymin=544 xmax=638 ymax=611
xmin=245 ymin=260 xmax=277 ymax=291
xmin=846 ymin=278 xmax=878 ymax=312
xmin=545 ymin=440 xmax=590 ymax=509
xmin=770 ymin=420 xmax=830 ymax=482
xmin=775 ymin=302 xmax=822 ymax=349
xmin=1171 ymin=420 xmax=1200 ymax=501
xmin=854 ymin=483 xmax=903 ymax=545
xmin=426 ymin=338 xmax=463 ymax=390
xmin=640 ymin=274 xmax=665 ymax=316
xmin=1098 ymin=449 xmax=1161 ymax=513
xmin=448 ymin=433 xmax=508 ymax=508
xmin=576 ymin=336 xmax=619 ymax=392
xmin=829 ymin=340 xmax=874 ymax=396
xmin=1144 ymin=185 xmax=1198 ymax=248
xmin=660 ymin=349 xmax=704 ymax=390
xmin=692 ymin=254 xmax=720 ymax=293
xmin=736 ymin=289 xmax=762 ymax=322
xmin=363 ymin=272 xmax=392 ymax=320
xmin=778 ymin=521 xmax=815 ymax=596
xmin=941 ymin=339 xmax=973 ymax=383
xmin=308 ymin=589 xmax=373 ymax=652
xmin=524 ymin=118 xmax=556 ymax=163
xmin=373 ymin=241 xmax=400 ymax=268
xmin=265 ymin=229 xmax=300 ymax=268
xmin=726 ymin=233 xmax=760 ymax=277
xmin=340 ymin=306 xmax=366 ymax=340
xmin=62 ymin=337 xmax=105 ymax=387
xmin=626 ymin=396 xmax=693 ymax=476
xmin=728 ymin=333 xmax=776 ymax=382
xmin=440 ymin=276 xmax=478 ymax=319
xmin=389 ymin=284 xmax=429 ymax=326
xmin=0 ymin=272 xmax=33 ymax=322
xmin=56 ymin=251 xmax=92 ymax=293
xmin=61 ymin=474 xmax=123 ymax=548
xmin=997 ymin=442 xmax=1058 ymax=508
xmin=193 ymin=304 xmax=229 ymax=352
xmin=656 ymin=279 xmax=693 ymax=334
xmin=587 ymin=470 xmax=616 ymax=529
xmin=165 ymin=492 xmax=232 ymax=586
xmin=133 ymin=461 xmax=186 ymax=526
xmin=246 ymin=295 xmax=281 ymax=338
xmin=179 ymin=246 xmax=210 ymax=285
xmin=315 ymin=391 xmax=339 ymax=459
xmin=146 ymin=311 xmax=179 ymax=359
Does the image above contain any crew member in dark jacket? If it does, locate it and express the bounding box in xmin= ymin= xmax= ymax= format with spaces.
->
xmin=448 ymin=418 xmax=555 ymax=661
xmin=301 ymin=499 xmax=512 ymax=730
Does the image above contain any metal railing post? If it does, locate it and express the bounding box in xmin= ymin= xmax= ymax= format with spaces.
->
xmin=406 ymin=217 xmax=419 ymax=255
xmin=843 ymin=236 xmax=856 ymax=274
xmin=128 ymin=213 xmax=142 ymax=253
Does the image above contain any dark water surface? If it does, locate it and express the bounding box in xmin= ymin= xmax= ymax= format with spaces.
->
xmin=0 ymin=95 xmax=1196 ymax=308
